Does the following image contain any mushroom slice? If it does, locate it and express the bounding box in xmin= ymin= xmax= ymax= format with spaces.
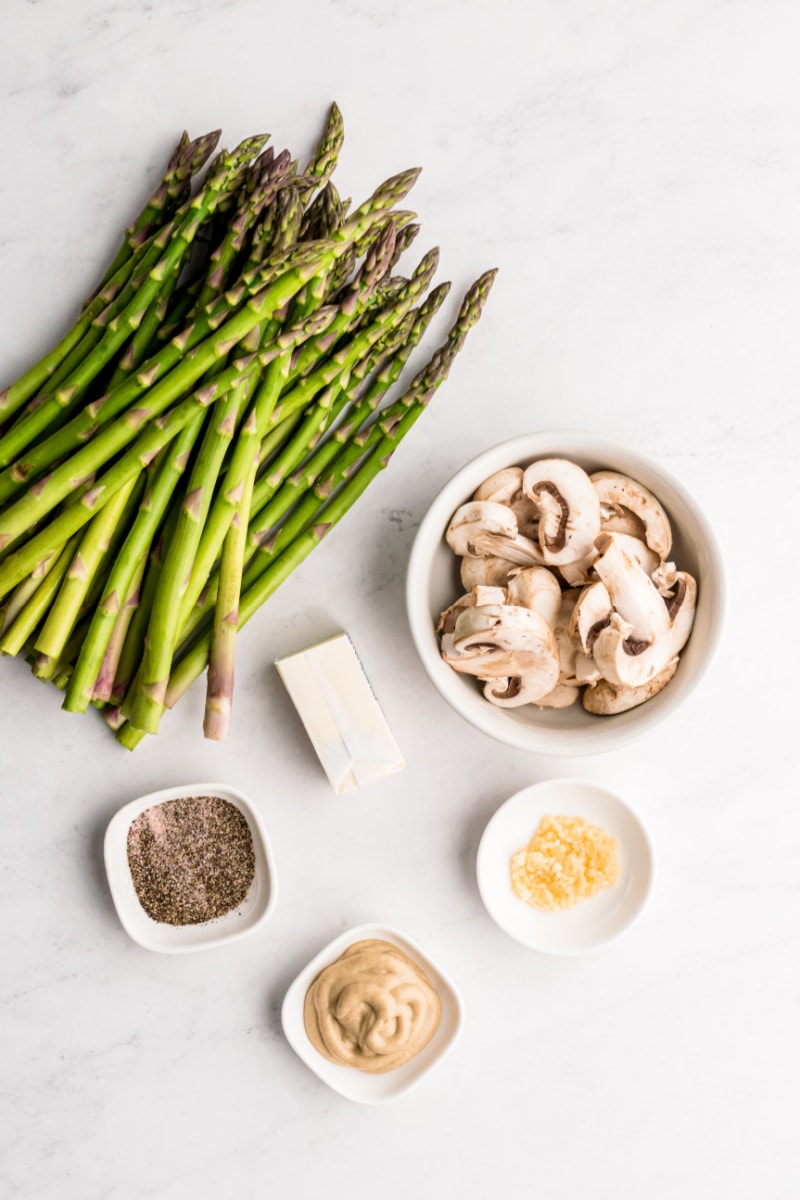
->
xmin=482 ymin=673 xmax=555 ymax=708
xmin=569 ymin=581 xmax=612 ymax=654
xmin=506 ymin=566 xmax=562 ymax=626
xmin=446 ymin=501 xmax=518 ymax=556
xmin=474 ymin=468 xmax=538 ymax=533
xmin=592 ymin=573 xmax=696 ymax=688
xmin=574 ymin=652 xmax=601 ymax=685
xmin=611 ymin=533 xmax=660 ymax=577
xmin=445 ymin=501 xmax=545 ymax=565
xmin=473 ymin=467 xmax=524 ymax=505
xmin=600 ymin=508 xmax=647 ymax=540
xmin=592 ymin=532 xmax=671 ymax=643
xmin=558 ymin=549 xmax=597 ymax=587
xmin=522 ymin=459 xmax=601 ymax=566
xmin=552 ymin=588 xmax=582 ymax=684
xmin=533 ymin=683 xmax=581 ymax=709
xmin=590 ymin=470 xmax=672 ymax=559
xmin=583 ymin=657 xmax=679 ymax=715
xmin=444 ymin=603 xmax=559 ymax=687
xmin=435 ymin=587 xmax=506 ymax=636
xmin=561 ymin=534 xmax=659 ymax=588
xmin=436 ymin=592 xmax=475 ymax=636
xmin=460 ymin=555 xmax=518 ymax=590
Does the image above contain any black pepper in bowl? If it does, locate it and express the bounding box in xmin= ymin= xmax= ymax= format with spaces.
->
xmin=127 ymin=795 xmax=256 ymax=925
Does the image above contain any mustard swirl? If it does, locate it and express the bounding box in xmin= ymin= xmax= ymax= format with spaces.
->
xmin=303 ymin=939 xmax=442 ymax=1073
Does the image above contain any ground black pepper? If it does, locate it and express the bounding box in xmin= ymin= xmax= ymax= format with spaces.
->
xmin=127 ymin=795 xmax=255 ymax=925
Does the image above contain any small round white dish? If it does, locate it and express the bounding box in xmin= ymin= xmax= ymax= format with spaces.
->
xmin=104 ymin=781 xmax=278 ymax=954
xmin=406 ymin=430 xmax=726 ymax=756
xmin=281 ymin=923 xmax=464 ymax=1104
xmin=477 ymin=779 xmax=653 ymax=954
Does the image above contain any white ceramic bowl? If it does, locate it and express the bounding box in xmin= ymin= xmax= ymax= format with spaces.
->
xmin=477 ymin=779 xmax=654 ymax=954
xmin=406 ymin=430 xmax=725 ymax=755
xmin=104 ymin=781 xmax=278 ymax=954
xmin=281 ymin=923 xmax=464 ymax=1104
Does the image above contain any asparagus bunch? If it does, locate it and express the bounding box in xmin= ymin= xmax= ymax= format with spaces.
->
xmin=0 ymin=105 xmax=496 ymax=746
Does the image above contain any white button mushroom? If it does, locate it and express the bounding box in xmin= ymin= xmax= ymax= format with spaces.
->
xmin=522 ymin=459 xmax=601 ymax=566
xmin=443 ymin=603 xmax=559 ymax=699
xmin=592 ymin=573 xmax=696 ymax=688
xmin=445 ymin=501 xmax=544 ymax=565
xmin=583 ymin=657 xmax=680 ymax=714
xmin=592 ymin=532 xmax=671 ymax=644
xmin=590 ymin=470 xmax=672 ymax=559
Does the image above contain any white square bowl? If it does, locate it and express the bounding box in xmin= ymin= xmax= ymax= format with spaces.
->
xmin=281 ymin=923 xmax=464 ymax=1103
xmin=104 ymin=781 xmax=278 ymax=954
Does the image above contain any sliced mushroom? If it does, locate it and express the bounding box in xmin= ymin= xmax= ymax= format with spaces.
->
xmin=574 ymin=652 xmax=601 ymax=685
xmin=591 ymin=470 xmax=672 ymax=559
xmin=557 ymin=549 xmax=597 ymax=587
xmin=551 ymin=588 xmax=582 ymax=684
xmin=583 ymin=657 xmax=679 ymax=714
xmin=522 ymin=459 xmax=601 ymax=566
xmin=473 ymin=467 xmax=524 ymax=505
xmin=482 ymin=673 xmax=555 ymax=708
xmin=460 ymin=555 xmax=519 ymax=590
xmin=445 ymin=501 xmax=544 ymax=565
xmin=592 ymin=532 xmax=671 ymax=643
xmin=559 ymin=533 xmax=660 ymax=588
xmin=592 ymin=573 xmax=696 ymax=688
xmin=474 ymin=467 xmax=538 ymax=533
xmin=600 ymin=507 xmax=647 ymax=540
xmin=569 ymin=580 xmax=613 ymax=654
xmin=446 ymin=501 xmax=517 ymax=556
xmin=436 ymin=587 xmax=506 ymax=636
xmin=442 ymin=603 xmax=559 ymax=691
xmin=506 ymin=566 xmax=562 ymax=627
xmin=533 ymin=683 xmax=581 ymax=709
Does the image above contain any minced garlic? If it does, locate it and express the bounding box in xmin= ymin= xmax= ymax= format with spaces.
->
xmin=510 ymin=814 xmax=620 ymax=911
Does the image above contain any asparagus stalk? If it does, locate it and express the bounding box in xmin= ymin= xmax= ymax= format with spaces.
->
xmin=301 ymin=102 xmax=345 ymax=194
xmin=203 ymin=451 xmax=259 ymax=740
xmin=90 ymin=557 xmax=145 ymax=703
xmin=0 ymin=537 xmax=79 ymax=657
xmin=63 ymin=412 xmax=205 ymax=712
xmin=126 ymin=378 xmax=246 ymax=732
xmin=98 ymin=130 xmax=221 ymax=289
xmin=34 ymin=475 xmax=140 ymax=660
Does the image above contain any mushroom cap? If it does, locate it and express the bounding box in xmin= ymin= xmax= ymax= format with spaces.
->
xmin=473 ymin=466 xmax=524 ymax=505
xmin=522 ymin=458 xmax=601 ymax=566
xmin=460 ymin=555 xmax=522 ymax=590
xmin=591 ymin=470 xmax=672 ymax=559
xmin=583 ymin=657 xmax=680 ymax=714
xmin=443 ymin=603 xmax=560 ymax=683
xmin=592 ymin=532 xmax=671 ymax=643
xmin=446 ymin=501 xmax=518 ymax=557
xmin=506 ymin=566 xmax=562 ymax=626
xmin=592 ymin=572 xmax=697 ymax=687
xmin=569 ymin=580 xmax=612 ymax=654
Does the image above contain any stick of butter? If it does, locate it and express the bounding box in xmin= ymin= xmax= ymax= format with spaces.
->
xmin=275 ymin=633 xmax=405 ymax=794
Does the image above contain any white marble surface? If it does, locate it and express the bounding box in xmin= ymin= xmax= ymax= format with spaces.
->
xmin=1 ymin=1 xmax=798 ymax=1196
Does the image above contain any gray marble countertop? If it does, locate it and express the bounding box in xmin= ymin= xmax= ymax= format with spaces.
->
xmin=1 ymin=2 xmax=797 ymax=1197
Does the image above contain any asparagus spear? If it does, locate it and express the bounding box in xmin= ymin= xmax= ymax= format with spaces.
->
xmin=126 ymin=379 xmax=246 ymax=732
xmin=98 ymin=129 xmax=221 ymax=290
xmin=63 ymin=413 xmax=205 ymax=712
xmin=203 ymin=451 xmax=258 ymax=740
xmin=33 ymin=476 xmax=141 ymax=660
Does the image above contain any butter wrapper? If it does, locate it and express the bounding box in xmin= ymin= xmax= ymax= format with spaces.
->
xmin=275 ymin=633 xmax=405 ymax=794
